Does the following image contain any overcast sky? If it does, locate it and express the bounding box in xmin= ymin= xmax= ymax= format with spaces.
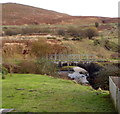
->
xmin=1 ymin=0 xmax=119 ymax=17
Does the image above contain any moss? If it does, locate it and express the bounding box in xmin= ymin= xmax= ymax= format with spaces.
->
xmin=60 ymin=66 xmax=76 ymax=71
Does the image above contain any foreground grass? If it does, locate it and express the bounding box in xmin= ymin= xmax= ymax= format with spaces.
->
xmin=2 ymin=74 xmax=116 ymax=112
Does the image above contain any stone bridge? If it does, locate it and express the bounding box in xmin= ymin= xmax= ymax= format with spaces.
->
xmin=48 ymin=54 xmax=109 ymax=90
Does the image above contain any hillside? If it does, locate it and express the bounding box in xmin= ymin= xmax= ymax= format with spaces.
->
xmin=2 ymin=3 xmax=71 ymax=25
xmin=2 ymin=74 xmax=116 ymax=112
xmin=2 ymin=3 xmax=118 ymax=25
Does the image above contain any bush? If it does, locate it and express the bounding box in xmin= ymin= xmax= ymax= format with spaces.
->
xmin=102 ymin=20 xmax=106 ymax=23
xmin=93 ymin=39 xmax=101 ymax=46
xmin=3 ymin=44 xmax=23 ymax=57
xmin=18 ymin=59 xmax=58 ymax=77
xmin=93 ymin=38 xmax=120 ymax=52
xmin=84 ymin=27 xmax=98 ymax=39
xmin=3 ymin=26 xmax=52 ymax=36
xmin=39 ymin=27 xmax=52 ymax=33
xmin=57 ymin=29 xmax=66 ymax=36
xmin=22 ymin=26 xmax=52 ymax=35
xmin=86 ymin=62 xmax=104 ymax=90
xmin=30 ymin=39 xmax=68 ymax=58
xmin=4 ymin=28 xmax=22 ymax=36
xmin=63 ymin=37 xmax=69 ymax=40
xmin=18 ymin=60 xmax=36 ymax=74
xmin=35 ymin=58 xmax=58 ymax=76
xmin=72 ymin=37 xmax=82 ymax=41
xmin=47 ymin=37 xmax=56 ymax=39
xmin=95 ymin=22 xmax=99 ymax=28
xmin=30 ymin=39 xmax=52 ymax=57
xmin=22 ymin=26 xmax=40 ymax=35
xmin=3 ymin=63 xmax=20 ymax=74
xmin=67 ymin=27 xmax=83 ymax=38
xmin=104 ymin=40 xmax=119 ymax=52
xmin=94 ymin=64 xmax=120 ymax=90
xmin=1 ymin=66 xmax=8 ymax=79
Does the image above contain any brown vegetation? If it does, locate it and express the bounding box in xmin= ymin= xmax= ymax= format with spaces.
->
xmin=2 ymin=3 xmax=118 ymax=25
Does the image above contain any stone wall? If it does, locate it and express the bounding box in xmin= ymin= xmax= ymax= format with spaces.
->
xmin=109 ymin=76 xmax=120 ymax=114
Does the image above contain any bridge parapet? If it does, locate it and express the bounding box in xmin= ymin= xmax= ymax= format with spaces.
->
xmin=48 ymin=54 xmax=106 ymax=62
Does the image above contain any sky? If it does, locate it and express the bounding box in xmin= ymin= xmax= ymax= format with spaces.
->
xmin=1 ymin=0 xmax=120 ymax=17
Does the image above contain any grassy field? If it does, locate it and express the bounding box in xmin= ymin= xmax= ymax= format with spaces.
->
xmin=2 ymin=74 xmax=116 ymax=112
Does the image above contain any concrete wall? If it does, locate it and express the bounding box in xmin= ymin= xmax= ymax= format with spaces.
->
xmin=109 ymin=76 xmax=120 ymax=114
xmin=117 ymin=88 xmax=120 ymax=113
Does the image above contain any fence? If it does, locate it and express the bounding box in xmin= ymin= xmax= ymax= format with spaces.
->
xmin=109 ymin=76 xmax=120 ymax=114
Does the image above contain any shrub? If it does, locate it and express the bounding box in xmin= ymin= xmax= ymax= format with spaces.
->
xmin=2 ymin=43 xmax=24 ymax=58
xmin=94 ymin=64 xmax=120 ymax=90
xmin=39 ymin=27 xmax=52 ymax=33
xmin=63 ymin=37 xmax=69 ymax=40
xmin=57 ymin=39 xmax=62 ymax=42
xmin=102 ymin=20 xmax=106 ymax=23
xmin=22 ymin=26 xmax=40 ymax=35
xmin=93 ymin=39 xmax=101 ymax=46
xmin=3 ymin=25 xmax=53 ymax=36
xmin=18 ymin=59 xmax=58 ymax=77
xmin=93 ymin=38 xmax=120 ymax=52
xmin=104 ymin=40 xmax=119 ymax=52
xmin=35 ymin=58 xmax=58 ymax=76
xmin=4 ymin=28 xmax=22 ymax=36
xmin=18 ymin=60 xmax=36 ymax=74
xmin=67 ymin=27 xmax=83 ymax=38
xmin=1 ymin=66 xmax=8 ymax=79
xmin=57 ymin=29 xmax=66 ymax=36
xmin=30 ymin=39 xmax=52 ymax=57
xmin=84 ymin=27 xmax=98 ymax=39
xmin=47 ymin=37 xmax=56 ymax=39
xmin=30 ymin=39 xmax=68 ymax=58
xmin=72 ymin=37 xmax=82 ymax=41
xmin=3 ymin=63 xmax=20 ymax=74
xmin=86 ymin=62 xmax=104 ymax=90
xmin=95 ymin=22 xmax=99 ymax=28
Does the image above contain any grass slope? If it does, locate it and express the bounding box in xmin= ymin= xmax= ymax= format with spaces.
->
xmin=2 ymin=74 xmax=116 ymax=112
xmin=63 ymin=39 xmax=114 ymax=59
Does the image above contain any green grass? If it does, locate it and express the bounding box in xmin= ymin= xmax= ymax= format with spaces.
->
xmin=2 ymin=74 xmax=116 ymax=112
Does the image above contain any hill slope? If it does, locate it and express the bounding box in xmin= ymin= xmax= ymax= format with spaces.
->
xmin=2 ymin=74 xmax=116 ymax=112
xmin=2 ymin=3 xmax=118 ymax=25
xmin=2 ymin=3 xmax=71 ymax=25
